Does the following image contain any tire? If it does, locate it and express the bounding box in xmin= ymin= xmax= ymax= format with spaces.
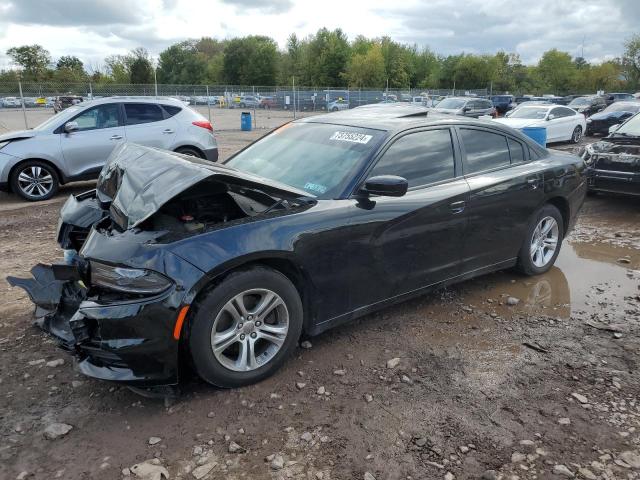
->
xmin=571 ymin=125 xmax=582 ymax=144
xmin=331 ymin=107 xmax=338 ymax=112
xmin=516 ymin=204 xmax=564 ymax=276
xmin=175 ymin=147 xmax=204 ymax=158
xmin=10 ymin=160 xmax=59 ymax=201
xmin=189 ymin=266 xmax=303 ymax=388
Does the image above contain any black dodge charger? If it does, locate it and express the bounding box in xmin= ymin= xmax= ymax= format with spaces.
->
xmin=8 ymin=105 xmax=587 ymax=390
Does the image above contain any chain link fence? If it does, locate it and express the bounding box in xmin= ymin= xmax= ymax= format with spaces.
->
xmin=0 ymin=81 xmax=489 ymax=130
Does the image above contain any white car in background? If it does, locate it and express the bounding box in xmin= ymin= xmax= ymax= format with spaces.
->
xmin=0 ymin=97 xmax=218 ymax=201
xmin=494 ymin=105 xmax=586 ymax=144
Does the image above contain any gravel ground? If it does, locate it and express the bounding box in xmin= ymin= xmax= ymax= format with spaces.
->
xmin=0 ymin=113 xmax=639 ymax=480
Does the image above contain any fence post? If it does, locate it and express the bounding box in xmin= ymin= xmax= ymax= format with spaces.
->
xmin=89 ymin=82 xmax=93 ymax=100
xmin=18 ymin=79 xmax=28 ymax=129
xmin=206 ymin=85 xmax=211 ymax=123
xmin=292 ymin=77 xmax=296 ymax=120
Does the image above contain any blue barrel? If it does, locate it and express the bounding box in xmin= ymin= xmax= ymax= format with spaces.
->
xmin=241 ymin=111 xmax=252 ymax=131
xmin=520 ymin=127 xmax=547 ymax=147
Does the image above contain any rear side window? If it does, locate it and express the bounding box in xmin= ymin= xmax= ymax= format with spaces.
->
xmin=162 ymin=105 xmax=182 ymax=117
xmin=369 ymin=129 xmax=455 ymax=187
xmin=508 ymin=138 xmax=525 ymax=163
xmin=124 ymin=103 xmax=164 ymax=125
xmin=460 ymin=129 xmax=510 ymax=174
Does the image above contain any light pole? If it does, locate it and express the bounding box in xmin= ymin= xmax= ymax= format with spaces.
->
xmin=152 ymin=57 xmax=158 ymax=97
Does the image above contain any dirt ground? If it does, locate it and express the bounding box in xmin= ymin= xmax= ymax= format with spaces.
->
xmin=0 ymin=120 xmax=639 ymax=480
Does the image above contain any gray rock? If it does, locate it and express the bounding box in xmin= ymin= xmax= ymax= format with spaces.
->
xmin=301 ymin=431 xmax=313 ymax=442
xmin=364 ymin=473 xmax=376 ymax=480
xmin=130 ymin=461 xmax=169 ymax=480
xmin=618 ymin=450 xmax=640 ymax=469
xmin=481 ymin=470 xmax=498 ymax=480
xmin=506 ymin=297 xmax=520 ymax=306
xmin=43 ymin=423 xmax=73 ymax=440
xmin=558 ymin=417 xmax=571 ymax=425
xmin=46 ymin=359 xmax=65 ymax=368
xmin=270 ymin=455 xmax=284 ymax=470
xmin=459 ymin=445 xmax=469 ymax=454
xmin=386 ymin=357 xmax=401 ymax=369
xmin=571 ymin=392 xmax=588 ymax=404
xmin=364 ymin=394 xmax=373 ymax=403
xmin=444 ymin=472 xmax=455 ymax=480
xmin=316 ymin=386 xmax=326 ymax=395
xmin=192 ymin=462 xmax=217 ymax=479
xmin=296 ymin=382 xmax=306 ymax=390
xmin=511 ymin=452 xmax=526 ymax=463
xmin=401 ymin=375 xmax=413 ymax=384
xmin=333 ymin=369 xmax=346 ymax=376
xmin=16 ymin=472 xmax=29 ymax=480
xmin=228 ymin=441 xmax=243 ymax=453
xmin=300 ymin=341 xmax=312 ymax=349
xmin=577 ymin=468 xmax=597 ymax=480
xmin=148 ymin=437 xmax=162 ymax=445
xmin=28 ymin=359 xmax=45 ymax=366
xmin=552 ymin=464 xmax=574 ymax=477
xmin=414 ymin=437 xmax=428 ymax=447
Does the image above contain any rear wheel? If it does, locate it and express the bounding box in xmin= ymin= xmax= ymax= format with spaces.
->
xmin=189 ymin=267 xmax=303 ymax=388
xmin=571 ymin=125 xmax=582 ymax=144
xmin=175 ymin=147 xmax=204 ymax=158
xmin=10 ymin=160 xmax=59 ymax=201
xmin=516 ymin=204 xmax=564 ymax=276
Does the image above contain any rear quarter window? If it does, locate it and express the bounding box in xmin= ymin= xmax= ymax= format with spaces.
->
xmin=162 ymin=105 xmax=182 ymax=117
xmin=460 ymin=129 xmax=510 ymax=174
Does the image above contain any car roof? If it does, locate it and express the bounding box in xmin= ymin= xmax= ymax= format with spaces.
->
xmin=84 ymin=96 xmax=186 ymax=106
xmin=298 ymin=104 xmax=513 ymax=134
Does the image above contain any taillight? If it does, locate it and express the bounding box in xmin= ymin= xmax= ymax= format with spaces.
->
xmin=192 ymin=120 xmax=213 ymax=132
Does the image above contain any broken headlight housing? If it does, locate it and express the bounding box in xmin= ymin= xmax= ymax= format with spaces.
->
xmin=90 ymin=261 xmax=172 ymax=295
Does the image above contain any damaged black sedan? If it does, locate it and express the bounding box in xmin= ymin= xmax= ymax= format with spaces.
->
xmin=8 ymin=106 xmax=587 ymax=389
xmin=581 ymin=111 xmax=640 ymax=196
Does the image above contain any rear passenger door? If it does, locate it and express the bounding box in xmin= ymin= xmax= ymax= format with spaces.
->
xmin=458 ymin=127 xmax=544 ymax=272
xmin=123 ymin=102 xmax=178 ymax=150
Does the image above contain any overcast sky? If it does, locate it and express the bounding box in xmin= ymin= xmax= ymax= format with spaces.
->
xmin=0 ymin=0 xmax=638 ymax=70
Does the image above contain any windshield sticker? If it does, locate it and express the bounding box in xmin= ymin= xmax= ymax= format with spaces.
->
xmin=304 ymin=182 xmax=328 ymax=194
xmin=330 ymin=131 xmax=373 ymax=144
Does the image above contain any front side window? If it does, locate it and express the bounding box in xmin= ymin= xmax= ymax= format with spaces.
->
xmin=72 ymin=104 xmax=120 ymax=131
xmin=368 ymin=129 xmax=455 ymax=188
xmin=124 ymin=103 xmax=164 ymax=125
xmin=460 ymin=129 xmax=510 ymax=174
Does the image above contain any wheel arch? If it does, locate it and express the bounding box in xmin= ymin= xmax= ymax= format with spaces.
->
xmin=173 ymin=145 xmax=205 ymax=158
xmin=545 ymin=196 xmax=570 ymax=235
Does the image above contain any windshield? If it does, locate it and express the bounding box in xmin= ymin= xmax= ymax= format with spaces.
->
xmin=569 ymin=97 xmax=590 ymax=106
xmin=614 ymin=113 xmax=640 ymax=136
xmin=436 ymin=98 xmax=466 ymax=109
xmin=508 ymin=107 xmax=549 ymax=119
xmin=225 ymin=123 xmax=385 ymax=199
xmin=33 ymin=106 xmax=82 ymax=131
xmin=604 ymin=103 xmax=640 ymax=113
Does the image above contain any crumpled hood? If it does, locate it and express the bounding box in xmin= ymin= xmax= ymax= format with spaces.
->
xmin=581 ymin=139 xmax=640 ymax=172
xmin=97 ymin=143 xmax=315 ymax=230
xmin=493 ymin=118 xmax=545 ymax=129
xmin=589 ymin=111 xmax=630 ymax=121
xmin=0 ymin=129 xmax=38 ymax=142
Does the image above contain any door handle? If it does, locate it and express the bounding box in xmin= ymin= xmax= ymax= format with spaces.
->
xmin=162 ymin=129 xmax=174 ymax=134
xmin=109 ymin=134 xmax=123 ymax=140
xmin=450 ymin=200 xmax=466 ymax=214
xmin=527 ymin=177 xmax=539 ymax=190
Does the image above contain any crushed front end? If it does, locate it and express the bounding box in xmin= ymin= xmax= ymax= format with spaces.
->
xmin=581 ymin=139 xmax=640 ymax=196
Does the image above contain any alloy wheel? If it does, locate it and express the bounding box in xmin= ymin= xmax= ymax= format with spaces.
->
xmin=210 ymin=288 xmax=289 ymax=371
xmin=17 ymin=165 xmax=54 ymax=199
xmin=529 ymin=216 xmax=559 ymax=268
xmin=572 ymin=126 xmax=582 ymax=143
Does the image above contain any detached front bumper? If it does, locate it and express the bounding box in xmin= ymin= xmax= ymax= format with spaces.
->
xmin=8 ymin=264 xmax=182 ymax=387
xmin=588 ymin=168 xmax=640 ymax=196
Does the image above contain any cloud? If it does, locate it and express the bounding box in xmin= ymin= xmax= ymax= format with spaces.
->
xmin=219 ymin=0 xmax=294 ymax=14
xmin=0 ymin=0 xmax=148 ymax=26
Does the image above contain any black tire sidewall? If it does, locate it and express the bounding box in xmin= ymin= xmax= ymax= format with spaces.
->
xmin=189 ymin=267 xmax=303 ymax=388
xmin=517 ymin=204 xmax=564 ymax=276
xmin=572 ymin=126 xmax=582 ymax=144
xmin=10 ymin=160 xmax=59 ymax=201
xmin=175 ymin=148 xmax=203 ymax=159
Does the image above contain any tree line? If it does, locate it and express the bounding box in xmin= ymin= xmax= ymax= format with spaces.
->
xmin=2 ymin=28 xmax=640 ymax=94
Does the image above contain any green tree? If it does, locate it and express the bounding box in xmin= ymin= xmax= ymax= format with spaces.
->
xmin=344 ymin=42 xmax=386 ymax=87
xmin=6 ymin=44 xmax=51 ymax=80
xmin=129 ymin=48 xmax=154 ymax=84
xmin=54 ymin=55 xmax=86 ymax=81
xmin=223 ymin=36 xmax=279 ymax=85
xmin=307 ymin=28 xmax=350 ymax=86
xmin=536 ymin=49 xmax=576 ymax=94
xmin=157 ymin=40 xmax=208 ymax=84
xmin=621 ymin=34 xmax=640 ymax=90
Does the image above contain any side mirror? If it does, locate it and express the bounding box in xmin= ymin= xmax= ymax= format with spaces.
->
xmin=362 ymin=175 xmax=408 ymax=197
xmin=608 ymin=124 xmax=620 ymax=134
xmin=64 ymin=121 xmax=79 ymax=133
xmin=462 ymin=106 xmax=471 ymax=112
xmin=547 ymin=114 xmax=555 ymax=121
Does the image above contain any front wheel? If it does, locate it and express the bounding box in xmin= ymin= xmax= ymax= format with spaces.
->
xmin=10 ymin=160 xmax=59 ymax=201
xmin=571 ymin=125 xmax=582 ymax=144
xmin=189 ymin=267 xmax=303 ymax=388
xmin=516 ymin=204 xmax=564 ymax=276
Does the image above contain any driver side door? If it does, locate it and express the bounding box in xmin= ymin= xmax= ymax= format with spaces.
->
xmin=60 ymin=103 xmax=125 ymax=178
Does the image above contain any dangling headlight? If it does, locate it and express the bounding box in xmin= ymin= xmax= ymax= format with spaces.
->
xmin=90 ymin=261 xmax=172 ymax=294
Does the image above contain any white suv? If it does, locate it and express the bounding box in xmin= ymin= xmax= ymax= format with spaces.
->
xmin=0 ymin=97 xmax=218 ymax=201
